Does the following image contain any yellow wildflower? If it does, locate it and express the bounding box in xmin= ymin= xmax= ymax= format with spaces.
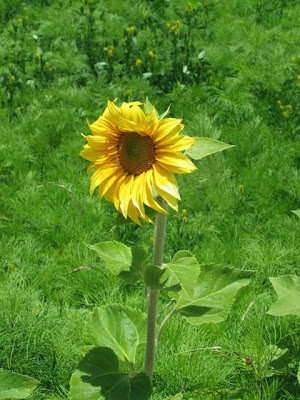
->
xmin=148 ymin=50 xmax=156 ymax=59
xmin=136 ymin=59 xmax=143 ymax=68
xmin=126 ymin=26 xmax=135 ymax=36
xmin=104 ymin=46 xmax=114 ymax=57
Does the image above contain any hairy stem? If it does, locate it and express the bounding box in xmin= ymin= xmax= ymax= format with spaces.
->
xmin=144 ymin=210 xmax=167 ymax=379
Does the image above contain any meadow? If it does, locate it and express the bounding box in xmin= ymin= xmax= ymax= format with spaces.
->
xmin=0 ymin=0 xmax=300 ymax=399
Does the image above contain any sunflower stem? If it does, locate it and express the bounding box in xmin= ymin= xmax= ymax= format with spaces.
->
xmin=144 ymin=210 xmax=167 ymax=380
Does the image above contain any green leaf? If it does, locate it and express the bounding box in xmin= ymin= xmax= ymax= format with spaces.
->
xmin=70 ymin=347 xmax=152 ymax=400
xmin=256 ymin=344 xmax=291 ymax=379
xmin=88 ymin=241 xmax=132 ymax=276
xmin=298 ymin=364 xmax=300 ymax=384
xmin=267 ymin=275 xmax=300 ymax=316
xmin=118 ymin=246 xmax=147 ymax=283
xmin=70 ymin=370 xmax=103 ymax=400
xmin=268 ymin=345 xmax=291 ymax=370
xmin=164 ymin=251 xmax=200 ymax=295
xmin=144 ymin=265 xmax=166 ymax=289
xmin=292 ymin=209 xmax=300 ymax=218
xmin=143 ymin=97 xmax=171 ymax=119
xmin=143 ymin=97 xmax=154 ymax=115
xmin=158 ymin=105 xmax=171 ymax=120
xmin=177 ymin=264 xmax=254 ymax=324
xmin=0 ymin=370 xmax=38 ymax=399
xmin=87 ymin=304 xmax=146 ymax=364
xmin=185 ymin=137 xmax=235 ymax=161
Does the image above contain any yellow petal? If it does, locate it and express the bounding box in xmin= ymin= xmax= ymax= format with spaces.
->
xmin=156 ymin=134 xmax=195 ymax=152
xmin=141 ymin=107 xmax=158 ymax=135
xmin=155 ymin=151 xmax=197 ymax=173
xmin=127 ymin=200 xmax=142 ymax=226
xmin=90 ymin=165 xmax=121 ymax=195
xmin=80 ymin=146 xmax=111 ymax=162
xmin=116 ymin=116 xmax=137 ymax=132
xmin=103 ymin=174 xmax=127 ymax=211
xmin=131 ymin=173 xmax=147 ymax=219
xmin=153 ymin=183 xmax=179 ymax=212
xmin=120 ymin=102 xmax=142 ymax=119
xmin=119 ymin=175 xmax=134 ymax=218
xmin=152 ymin=118 xmax=182 ymax=141
xmin=87 ymin=162 xmax=95 ymax=175
xmin=106 ymin=100 xmax=120 ymax=118
xmin=152 ymin=163 xmax=180 ymax=199
xmin=143 ymin=170 xmax=169 ymax=214
xmin=88 ymin=117 xmax=119 ymax=137
xmin=82 ymin=135 xmax=117 ymax=153
xmin=99 ymin=171 xmax=123 ymax=199
xmin=132 ymin=104 xmax=146 ymax=122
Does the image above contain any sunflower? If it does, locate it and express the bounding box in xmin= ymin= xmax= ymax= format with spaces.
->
xmin=80 ymin=100 xmax=196 ymax=224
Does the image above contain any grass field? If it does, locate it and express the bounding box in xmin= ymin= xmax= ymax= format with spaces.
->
xmin=1 ymin=0 xmax=300 ymax=399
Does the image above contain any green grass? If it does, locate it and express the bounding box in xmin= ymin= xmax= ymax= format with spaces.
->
xmin=1 ymin=0 xmax=300 ymax=398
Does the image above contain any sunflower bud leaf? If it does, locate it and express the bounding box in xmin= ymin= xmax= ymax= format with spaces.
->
xmin=143 ymin=97 xmax=154 ymax=115
xmin=158 ymin=105 xmax=171 ymax=120
xmin=186 ymin=137 xmax=235 ymax=160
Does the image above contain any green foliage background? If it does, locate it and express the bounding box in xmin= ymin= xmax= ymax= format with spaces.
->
xmin=0 ymin=0 xmax=300 ymax=398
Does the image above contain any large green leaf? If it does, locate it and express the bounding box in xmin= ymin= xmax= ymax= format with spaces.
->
xmin=144 ymin=265 xmax=167 ymax=289
xmin=186 ymin=137 xmax=235 ymax=160
xmin=88 ymin=241 xmax=132 ymax=276
xmin=87 ymin=305 xmax=146 ymax=364
xmin=298 ymin=364 xmax=300 ymax=384
xmin=118 ymin=246 xmax=147 ymax=283
xmin=0 ymin=370 xmax=38 ymax=399
xmin=70 ymin=347 xmax=152 ymax=400
xmin=267 ymin=275 xmax=300 ymax=316
xmin=176 ymin=264 xmax=254 ymax=324
xmin=145 ymin=251 xmax=197 ymax=291
xmin=163 ymin=251 xmax=200 ymax=295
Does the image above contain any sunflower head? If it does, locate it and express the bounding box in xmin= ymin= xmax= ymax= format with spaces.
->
xmin=80 ymin=100 xmax=196 ymax=225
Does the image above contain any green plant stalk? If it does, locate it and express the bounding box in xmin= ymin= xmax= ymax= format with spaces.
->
xmin=144 ymin=210 xmax=167 ymax=379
